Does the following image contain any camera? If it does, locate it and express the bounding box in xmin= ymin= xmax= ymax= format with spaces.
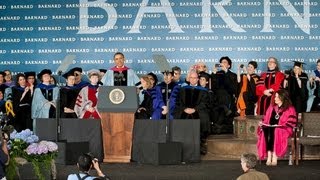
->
xmin=86 ymin=152 xmax=98 ymax=165
xmin=240 ymin=64 xmax=244 ymax=68
xmin=215 ymin=64 xmax=220 ymax=68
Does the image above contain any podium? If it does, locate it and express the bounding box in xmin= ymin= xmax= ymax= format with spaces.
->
xmin=98 ymin=86 xmax=138 ymax=163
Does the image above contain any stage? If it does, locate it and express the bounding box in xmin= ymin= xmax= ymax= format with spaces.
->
xmin=55 ymin=160 xmax=320 ymax=180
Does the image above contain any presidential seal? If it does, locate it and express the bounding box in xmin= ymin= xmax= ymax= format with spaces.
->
xmin=109 ymin=88 xmax=125 ymax=104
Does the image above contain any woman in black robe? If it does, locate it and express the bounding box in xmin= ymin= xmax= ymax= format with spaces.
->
xmin=284 ymin=61 xmax=308 ymax=113
xmin=10 ymin=73 xmax=33 ymax=131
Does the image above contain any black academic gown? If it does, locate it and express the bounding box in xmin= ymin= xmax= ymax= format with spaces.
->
xmin=286 ymin=72 xmax=308 ymax=113
xmin=11 ymin=86 xmax=33 ymax=131
xmin=60 ymin=86 xmax=80 ymax=118
xmin=174 ymin=85 xmax=210 ymax=136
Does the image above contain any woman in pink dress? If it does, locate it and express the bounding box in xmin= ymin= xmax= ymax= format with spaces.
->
xmin=257 ymin=89 xmax=297 ymax=166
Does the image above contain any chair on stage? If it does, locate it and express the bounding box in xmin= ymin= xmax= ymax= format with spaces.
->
xmin=289 ymin=117 xmax=301 ymax=165
xmin=296 ymin=112 xmax=320 ymax=165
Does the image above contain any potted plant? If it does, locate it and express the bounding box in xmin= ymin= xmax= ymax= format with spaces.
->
xmin=6 ymin=129 xmax=58 ymax=180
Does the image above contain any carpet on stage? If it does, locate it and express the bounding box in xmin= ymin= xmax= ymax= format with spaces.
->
xmin=55 ymin=160 xmax=320 ymax=180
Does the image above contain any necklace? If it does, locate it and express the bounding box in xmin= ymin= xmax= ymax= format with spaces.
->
xmin=275 ymin=107 xmax=282 ymax=120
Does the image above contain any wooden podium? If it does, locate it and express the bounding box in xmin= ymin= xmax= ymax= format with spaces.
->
xmin=98 ymin=86 xmax=138 ymax=163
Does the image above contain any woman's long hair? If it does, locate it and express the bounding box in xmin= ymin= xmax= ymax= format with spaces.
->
xmin=272 ymin=89 xmax=292 ymax=110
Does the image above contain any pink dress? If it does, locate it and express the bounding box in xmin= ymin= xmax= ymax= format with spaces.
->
xmin=257 ymin=105 xmax=297 ymax=159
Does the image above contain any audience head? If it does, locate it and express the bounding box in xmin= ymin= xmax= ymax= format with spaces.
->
xmin=199 ymin=72 xmax=210 ymax=88
xmin=267 ymin=57 xmax=280 ymax=71
xmin=147 ymin=72 xmax=158 ymax=87
xmin=15 ymin=73 xmax=26 ymax=87
xmin=113 ymin=52 xmax=125 ymax=68
xmin=172 ymin=66 xmax=182 ymax=83
xmin=219 ymin=56 xmax=232 ymax=69
xmin=247 ymin=61 xmax=258 ymax=75
xmin=162 ymin=71 xmax=174 ymax=84
xmin=50 ymin=76 xmax=57 ymax=85
xmin=293 ymin=61 xmax=304 ymax=76
xmin=273 ymin=89 xmax=292 ymax=109
xmin=240 ymin=153 xmax=257 ymax=172
xmin=4 ymin=70 xmax=13 ymax=83
xmin=140 ymin=75 xmax=152 ymax=90
xmin=77 ymin=153 xmax=93 ymax=172
xmin=88 ymin=69 xmax=100 ymax=85
xmin=189 ymin=70 xmax=199 ymax=86
xmin=317 ymin=59 xmax=320 ymax=71
xmin=63 ymin=70 xmax=76 ymax=86
xmin=25 ymin=71 xmax=37 ymax=86
xmin=37 ymin=69 xmax=52 ymax=84
xmin=196 ymin=62 xmax=207 ymax=73
xmin=70 ymin=67 xmax=83 ymax=84
xmin=0 ymin=72 xmax=5 ymax=84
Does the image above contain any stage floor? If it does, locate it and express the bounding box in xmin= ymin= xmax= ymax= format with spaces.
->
xmin=56 ymin=160 xmax=320 ymax=180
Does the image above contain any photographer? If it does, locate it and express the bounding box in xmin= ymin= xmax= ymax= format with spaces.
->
xmin=67 ymin=153 xmax=110 ymax=180
xmin=0 ymin=130 xmax=10 ymax=180
xmin=283 ymin=61 xmax=308 ymax=113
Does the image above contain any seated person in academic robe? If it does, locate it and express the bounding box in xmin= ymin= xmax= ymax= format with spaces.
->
xmin=156 ymin=71 xmax=180 ymax=120
xmin=257 ymin=89 xmax=297 ymax=166
xmin=236 ymin=61 xmax=259 ymax=116
xmin=284 ymin=61 xmax=308 ymax=113
xmin=101 ymin=52 xmax=140 ymax=86
xmin=135 ymin=75 xmax=166 ymax=119
xmin=174 ymin=70 xmax=210 ymax=155
xmin=74 ymin=69 xmax=101 ymax=119
xmin=211 ymin=56 xmax=238 ymax=134
xmin=32 ymin=69 xmax=59 ymax=129
xmin=70 ymin=67 xmax=90 ymax=89
xmin=256 ymin=57 xmax=285 ymax=115
xmin=60 ymin=70 xmax=80 ymax=118
xmin=5 ymin=74 xmax=33 ymax=131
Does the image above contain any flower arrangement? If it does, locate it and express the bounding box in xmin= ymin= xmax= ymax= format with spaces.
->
xmin=7 ymin=129 xmax=58 ymax=180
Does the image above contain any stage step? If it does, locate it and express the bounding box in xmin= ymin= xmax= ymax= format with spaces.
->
xmin=202 ymin=134 xmax=257 ymax=160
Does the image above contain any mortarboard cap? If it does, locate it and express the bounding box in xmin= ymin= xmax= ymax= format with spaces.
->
xmin=37 ymin=69 xmax=52 ymax=79
xmin=161 ymin=70 xmax=174 ymax=76
xmin=293 ymin=61 xmax=305 ymax=68
xmin=70 ymin=67 xmax=83 ymax=73
xmin=62 ymin=70 xmax=75 ymax=79
xmin=99 ymin=69 xmax=107 ymax=73
xmin=24 ymin=71 xmax=36 ymax=78
xmin=199 ymin=72 xmax=210 ymax=81
xmin=88 ymin=69 xmax=100 ymax=78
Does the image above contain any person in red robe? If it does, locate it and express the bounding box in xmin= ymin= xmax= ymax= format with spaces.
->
xmin=74 ymin=69 xmax=101 ymax=119
xmin=257 ymin=89 xmax=297 ymax=166
xmin=256 ymin=57 xmax=285 ymax=115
